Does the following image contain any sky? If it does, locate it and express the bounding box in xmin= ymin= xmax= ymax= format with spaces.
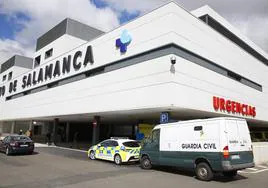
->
xmin=0 ymin=0 xmax=267 ymax=64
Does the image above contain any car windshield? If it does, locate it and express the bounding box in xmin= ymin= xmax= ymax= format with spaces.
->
xmin=122 ymin=141 xmax=140 ymax=147
xmin=11 ymin=136 xmax=31 ymax=141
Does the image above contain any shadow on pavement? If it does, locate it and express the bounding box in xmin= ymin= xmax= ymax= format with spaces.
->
xmin=152 ymin=166 xmax=248 ymax=182
xmin=90 ymin=158 xmax=140 ymax=167
xmin=9 ymin=151 xmax=39 ymax=156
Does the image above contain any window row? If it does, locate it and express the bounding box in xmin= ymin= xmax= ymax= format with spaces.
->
xmin=2 ymin=72 xmax=13 ymax=82
xmin=34 ymin=48 xmax=53 ymax=68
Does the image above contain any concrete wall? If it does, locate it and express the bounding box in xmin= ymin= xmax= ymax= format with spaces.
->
xmin=34 ymin=34 xmax=87 ymax=67
xmin=253 ymin=142 xmax=268 ymax=164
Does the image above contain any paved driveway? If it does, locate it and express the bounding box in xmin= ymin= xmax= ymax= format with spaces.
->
xmin=0 ymin=147 xmax=267 ymax=188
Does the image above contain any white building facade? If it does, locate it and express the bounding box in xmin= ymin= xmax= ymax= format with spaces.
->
xmin=0 ymin=2 xmax=268 ymax=144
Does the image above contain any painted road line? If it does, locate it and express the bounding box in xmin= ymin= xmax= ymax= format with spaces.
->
xmin=52 ymin=145 xmax=87 ymax=153
xmin=247 ymin=168 xmax=258 ymax=171
xmin=239 ymin=168 xmax=268 ymax=174
xmin=257 ymin=165 xmax=268 ymax=169
xmin=35 ymin=142 xmax=87 ymax=153
xmin=35 ymin=143 xmax=50 ymax=147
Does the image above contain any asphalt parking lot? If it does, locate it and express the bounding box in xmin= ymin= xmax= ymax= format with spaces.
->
xmin=0 ymin=146 xmax=268 ymax=188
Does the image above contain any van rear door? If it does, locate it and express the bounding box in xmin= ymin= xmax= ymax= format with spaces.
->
xmin=224 ymin=119 xmax=253 ymax=164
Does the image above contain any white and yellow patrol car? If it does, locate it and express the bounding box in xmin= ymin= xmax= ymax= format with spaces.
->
xmin=88 ymin=138 xmax=141 ymax=165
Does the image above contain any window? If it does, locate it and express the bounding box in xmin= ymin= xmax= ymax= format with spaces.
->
xmin=11 ymin=136 xmax=31 ymax=141
xmin=2 ymin=75 xmax=7 ymax=82
xmin=151 ymin=129 xmax=160 ymax=144
xmin=123 ymin=141 xmax=140 ymax=147
xmin=3 ymin=136 xmax=10 ymax=143
xmin=100 ymin=140 xmax=111 ymax=147
xmin=194 ymin=126 xmax=203 ymax=131
xmin=45 ymin=48 xmax=53 ymax=59
xmin=8 ymin=72 xmax=12 ymax=80
xmin=110 ymin=141 xmax=119 ymax=147
xmin=33 ymin=125 xmax=42 ymax=135
xmin=34 ymin=55 xmax=41 ymax=68
xmin=227 ymin=71 xmax=241 ymax=81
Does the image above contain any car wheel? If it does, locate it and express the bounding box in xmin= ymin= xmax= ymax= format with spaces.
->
xmin=5 ymin=147 xmax=10 ymax=156
xmin=195 ymin=162 xmax=214 ymax=181
xmin=114 ymin=154 xmax=122 ymax=165
xmin=223 ymin=170 xmax=237 ymax=178
xmin=89 ymin=151 xmax=96 ymax=160
xmin=140 ymin=156 xmax=152 ymax=170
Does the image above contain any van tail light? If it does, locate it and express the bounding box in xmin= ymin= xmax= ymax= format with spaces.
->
xmin=223 ymin=146 xmax=229 ymax=159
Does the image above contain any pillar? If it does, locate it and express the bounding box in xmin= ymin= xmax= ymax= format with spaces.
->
xmin=29 ymin=120 xmax=34 ymax=131
xmin=132 ymin=124 xmax=136 ymax=140
xmin=92 ymin=116 xmax=100 ymax=145
xmin=52 ymin=118 xmax=59 ymax=145
xmin=11 ymin=121 xmax=15 ymax=134
xmin=66 ymin=122 xmax=70 ymax=142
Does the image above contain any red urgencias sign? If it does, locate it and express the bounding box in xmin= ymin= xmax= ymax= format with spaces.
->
xmin=213 ymin=96 xmax=256 ymax=117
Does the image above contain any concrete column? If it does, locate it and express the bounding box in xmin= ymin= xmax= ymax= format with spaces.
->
xmin=52 ymin=118 xmax=59 ymax=145
xmin=29 ymin=121 xmax=34 ymax=131
xmin=132 ymin=124 xmax=136 ymax=140
xmin=0 ymin=121 xmax=3 ymax=134
xmin=66 ymin=122 xmax=70 ymax=142
xmin=92 ymin=116 xmax=100 ymax=145
xmin=11 ymin=121 xmax=16 ymax=134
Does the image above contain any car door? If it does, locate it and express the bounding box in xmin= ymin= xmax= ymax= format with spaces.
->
xmin=96 ymin=140 xmax=110 ymax=160
xmin=144 ymin=129 xmax=160 ymax=165
xmin=0 ymin=136 xmax=9 ymax=152
xmin=107 ymin=140 xmax=118 ymax=161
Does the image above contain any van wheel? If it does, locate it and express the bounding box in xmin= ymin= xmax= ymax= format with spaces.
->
xmin=223 ymin=170 xmax=237 ymax=178
xmin=141 ymin=156 xmax=152 ymax=170
xmin=89 ymin=151 xmax=96 ymax=160
xmin=195 ymin=162 xmax=214 ymax=181
xmin=114 ymin=154 xmax=122 ymax=165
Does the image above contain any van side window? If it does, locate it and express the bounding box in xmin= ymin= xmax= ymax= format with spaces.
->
xmin=151 ymin=129 xmax=160 ymax=143
xmin=194 ymin=126 xmax=203 ymax=131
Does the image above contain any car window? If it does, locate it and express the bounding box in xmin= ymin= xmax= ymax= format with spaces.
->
xmin=123 ymin=141 xmax=140 ymax=147
xmin=11 ymin=136 xmax=31 ymax=141
xmin=3 ymin=136 xmax=10 ymax=143
xmin=151 ymin=129 xmax=160 ymax=144
xmin=100 ymin=140 xmax=110 ymax=147
xmin=110 ymin=141 xmax=119 ymax=147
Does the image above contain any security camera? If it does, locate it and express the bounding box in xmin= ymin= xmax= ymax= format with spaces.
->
xmin=170 ymin=56 xmax=176 ymax=65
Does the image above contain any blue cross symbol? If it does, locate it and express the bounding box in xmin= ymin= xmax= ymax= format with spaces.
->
xmin=116 ymin=29 xmax=132 ymax=53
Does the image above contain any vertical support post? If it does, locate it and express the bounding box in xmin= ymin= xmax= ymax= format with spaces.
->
xmin=11 ymin=121 xmax=16 ymax=134
xmin=92 ymin=116 xmax=100 ymax=145
xmin=132 ymin=124 xmax=136 ymax=140
xmin=29 ymin=120 xmax=34 ymax=131
xmin=52 ymin=118 xmax=59 ymax=145
xmin=66 ymin=122 xmax=70 ymax=143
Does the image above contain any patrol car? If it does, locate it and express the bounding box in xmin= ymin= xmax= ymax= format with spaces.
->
xmin=88 ymin=138 xmax=141 ymax=165
xmin=140 ymin=117 xmax=254 ymax=181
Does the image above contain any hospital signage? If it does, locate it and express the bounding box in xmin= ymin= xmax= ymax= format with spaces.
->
xmin=0 ymin=45 xmax=94 ymax=98
xmin=213 ymin=96 xmax=256 ymax=117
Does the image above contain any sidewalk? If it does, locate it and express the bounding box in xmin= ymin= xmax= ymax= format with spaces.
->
xmin=34 ymin=143 xmax=50 ymax=147
xmin=34 ymin=142 xmax=89 ymax=151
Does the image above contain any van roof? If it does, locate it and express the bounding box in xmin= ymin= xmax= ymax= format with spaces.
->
xmin=154 ymin=117 xmax=246 ymax=129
